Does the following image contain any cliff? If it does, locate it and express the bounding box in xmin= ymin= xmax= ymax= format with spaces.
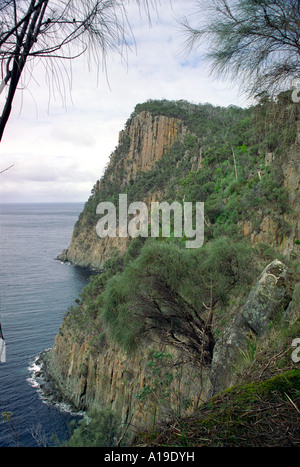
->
xmin=48 ymin=98 xmax=300 ymax=444
xmin=58 ymin=98 xmax=300 ymax=271
xmin=241 ymin=121 xmax=300 ymax=257
xmin=114 ymin=110 xmax=188 ymax=184
xmin=43 ymin=257 xmax=299 ymax=433
xmin=57 ymin=109 xmax=188 ymax=269
xmin=43 ymin=332 xmax=212 ymax=429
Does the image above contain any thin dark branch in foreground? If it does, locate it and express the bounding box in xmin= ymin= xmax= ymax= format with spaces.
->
xmin=0 ymin=164 xmax=14 ymax=174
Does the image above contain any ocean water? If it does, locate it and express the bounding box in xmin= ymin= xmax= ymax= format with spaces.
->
xmin=0 ymin=203 xmax=94 ymax=447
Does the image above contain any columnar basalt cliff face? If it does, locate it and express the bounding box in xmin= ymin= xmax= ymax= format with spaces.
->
xmin=114 ymin=111 xmax=187 ymax=184
xmin=57 ymin=111 xmax=188 ymax=270
xmin=44 ymin=330 xmax=211 ymax=429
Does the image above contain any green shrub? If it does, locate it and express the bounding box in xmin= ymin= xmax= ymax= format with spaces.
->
xmin=101 ymin=237 xmax=257 ymax=359
xmin=64 ymin=409 xmax=124 ymax=447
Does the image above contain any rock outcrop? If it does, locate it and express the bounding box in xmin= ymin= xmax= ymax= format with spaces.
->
xmin=210 ymin=260 xmax=296 ymax=395
xmin=43 ymin=332 xmax=211 ymax=430
xmin=114 ymin=111 xmax=187 ymax=185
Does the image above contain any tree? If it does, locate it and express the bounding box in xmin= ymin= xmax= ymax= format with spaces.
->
xmin=0 ymin=0 xmax=156 ymax=141
xmin=182 ymin=0 xmax=300 ymax=96
xmin=102 ymin=238 xmax=255 ymax=367
xmin=102 ymin=241 xmax=215 ymax=365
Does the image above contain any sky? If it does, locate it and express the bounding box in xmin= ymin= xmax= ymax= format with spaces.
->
xmin=0 ymin=0 xmax=250 ymax=204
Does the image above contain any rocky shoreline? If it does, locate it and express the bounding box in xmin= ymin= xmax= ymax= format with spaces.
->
xmin=30 ymin=349 xmax=84 ymax=416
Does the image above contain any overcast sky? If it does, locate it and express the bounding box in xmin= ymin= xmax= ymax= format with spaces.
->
xmin=0 ymin=0 xmax=250 ymax=204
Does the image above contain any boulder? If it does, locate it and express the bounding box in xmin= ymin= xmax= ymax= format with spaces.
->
xmin=210 ymin=260 xmax=295 ymax=395
xmin=242 ymin=259 xmax=294 ymax=336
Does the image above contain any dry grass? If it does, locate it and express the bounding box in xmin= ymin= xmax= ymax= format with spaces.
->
xmin=132 ymin=318 xmax=300 ymax=448
xmin=133 ymin=370 xmax=300 ymax=447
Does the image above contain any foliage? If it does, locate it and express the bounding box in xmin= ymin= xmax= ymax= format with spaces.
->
xmin=52 ymin=92 xmax=300 ymax=448
xmin=134 ymin=369 xmax=300 ymax=447
xmin=75 ymin=96 xmax=296 ymax=242
xmin=182 ymin=0 xmax=300 ymax=96
xmin=62 ymin=95 xmax=298 ymax=365
xmin=63 ymin=409 xmax=124 ymax=447
xmin=133 ymin=295 xmax=300 ymax=447
xmin=137 ymin=351 xmax=174 ymax=436
xmin=100 ymin=237 xmax=256 ymax=363
xmin=0 ymin=0 xmax=159 ymax=140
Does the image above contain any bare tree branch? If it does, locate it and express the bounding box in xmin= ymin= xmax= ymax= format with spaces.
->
xmin=0 ymin=164 xmax=14 ymax=174
xmin=181 ymin=0 xmax=300 ymax=97
xmin=0 ymin=0 xmax=159 ymax=142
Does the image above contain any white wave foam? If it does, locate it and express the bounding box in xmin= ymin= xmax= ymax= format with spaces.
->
xmin=27 ymin=353 xmax=84 ymax=417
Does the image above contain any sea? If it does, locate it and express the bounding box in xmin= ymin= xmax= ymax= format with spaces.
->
xmin=0 ymin=203 xmax=94 ymax=447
